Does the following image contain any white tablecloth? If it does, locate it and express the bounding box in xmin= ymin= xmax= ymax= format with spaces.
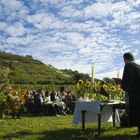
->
xmin=73 ymin=101 xmax=120 ymax=124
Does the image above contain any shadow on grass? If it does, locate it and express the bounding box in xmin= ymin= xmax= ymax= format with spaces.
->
xmin=1 ymin=127 xmax=140 ymax=140
xmin=2 ymin=131 xmax=32 ymax=139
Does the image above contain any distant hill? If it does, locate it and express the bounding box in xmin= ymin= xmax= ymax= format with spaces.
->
xmin=0 ymin=51 xmax=90 ymax=85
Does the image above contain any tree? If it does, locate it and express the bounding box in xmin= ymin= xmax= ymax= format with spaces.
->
xmin=0 ymin=67 xmax=10 ymax=83
xmin=103 ymin=77 xmax=115 ymax=84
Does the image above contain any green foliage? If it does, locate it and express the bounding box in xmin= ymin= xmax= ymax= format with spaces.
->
xmin=0 ymin=51 xmax=89 ymax=85
xmin=61 ymin=69 xmax=91 ymax=82
xmin=103 ymin=77 xmax=115 ymax=84
xmin=0 ymin=92 xmax=7 ymax=114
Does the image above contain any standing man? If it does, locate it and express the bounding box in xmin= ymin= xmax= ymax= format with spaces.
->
xmin=121 ymin=52 xmax=140 ymax=136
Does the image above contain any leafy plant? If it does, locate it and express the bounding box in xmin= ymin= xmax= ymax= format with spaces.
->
xmin=76 ymin=79 xmax=124 ymax=101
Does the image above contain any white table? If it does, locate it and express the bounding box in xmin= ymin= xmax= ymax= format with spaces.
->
xmin=73 ymin=101 xmax=126 ymax=135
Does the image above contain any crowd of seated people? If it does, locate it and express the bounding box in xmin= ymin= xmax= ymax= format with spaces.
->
xmin=1 ymin=86 xmax=76 ymax=118
xmin=25 ymin=88 xmax=76 ymax=116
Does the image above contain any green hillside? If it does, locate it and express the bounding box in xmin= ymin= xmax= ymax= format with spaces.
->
xmin=0 ymin=51 xmax=90 ymax=85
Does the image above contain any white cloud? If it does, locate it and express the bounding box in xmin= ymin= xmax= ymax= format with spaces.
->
xmin=96 ymin=69 xmax=124 ymax=80
xmin=84 ymin=2 xmax=113 ymax=18
xmin=59 ymin=5 xmax=77 ymax=18
xmin=27 ymin=13 xmax=56 ymax=30
xmin=5 ymin=22 xmax=26 ymax=36
xmin=0 ymin=22 xmax=7 ymax=30
xmin=129 ymin=24 xmax=140 ymax=33
xmin=0 ymin=0 xmax=140 ymax=80
xmin=6 ymin=35 xmax=36 ymax=46
xmin=0 ymin=0 xmax=23 ymax=11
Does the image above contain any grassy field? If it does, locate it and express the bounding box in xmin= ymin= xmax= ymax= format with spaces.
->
xmin=0 ymin=115 xmax=139 ymax=140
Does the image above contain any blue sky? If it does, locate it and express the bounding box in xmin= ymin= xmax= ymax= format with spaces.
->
xmin=0 ymin=0 xmax=140 ymax=79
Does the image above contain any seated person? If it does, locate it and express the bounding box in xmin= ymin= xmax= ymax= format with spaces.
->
xmin=64 ymin=89 xmax=76 ymax=114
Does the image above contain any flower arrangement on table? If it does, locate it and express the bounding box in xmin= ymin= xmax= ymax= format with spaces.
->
xmin=76 ymin=79 xmax=124 ymax=101
xmin=76 ymin=80 xmax=92 ymax=101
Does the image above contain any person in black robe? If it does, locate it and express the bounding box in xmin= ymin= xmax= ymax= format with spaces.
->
xmin=121 ymin=52 xmax=140 ymax=136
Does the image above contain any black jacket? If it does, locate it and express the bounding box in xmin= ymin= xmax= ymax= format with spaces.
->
xmin=121 ymin=61 xmax=140 ymax=126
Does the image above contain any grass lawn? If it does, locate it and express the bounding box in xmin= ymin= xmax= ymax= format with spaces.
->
xmin=0 ymin=115 xmax=139 ymax=140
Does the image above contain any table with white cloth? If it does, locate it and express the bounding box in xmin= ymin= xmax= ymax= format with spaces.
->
xmin=73 ymin=100 xmax=126 ymax=135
